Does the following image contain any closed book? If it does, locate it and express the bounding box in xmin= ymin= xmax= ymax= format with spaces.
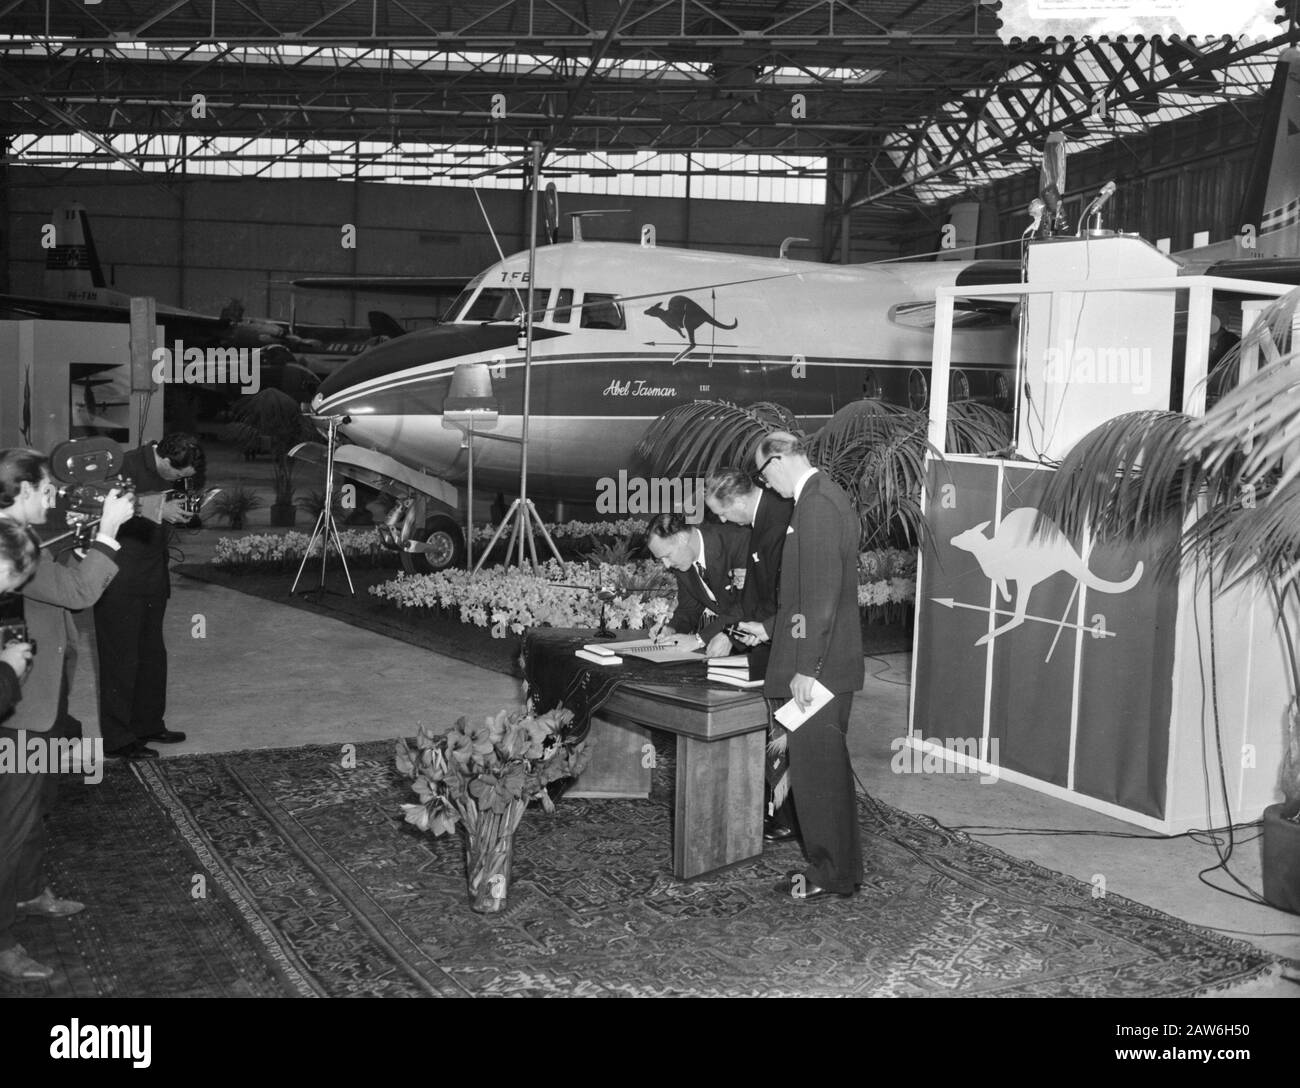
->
xmin=576 ymin=649 xmax=623 ymax=666
xmin=707 ymin=671 xmax=764 ymax=688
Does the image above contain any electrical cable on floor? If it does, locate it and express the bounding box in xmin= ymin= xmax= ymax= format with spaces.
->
xmin=865 ymin=653 xmax=909 ymax=687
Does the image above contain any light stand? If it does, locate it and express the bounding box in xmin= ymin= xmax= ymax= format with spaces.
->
xmin=472 ymin=140 xmax=563 ymax=574
xmin=291 ymin=413 xmax=355 ymax=597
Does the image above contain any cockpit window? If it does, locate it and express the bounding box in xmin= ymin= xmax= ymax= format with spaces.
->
xmin=462 ymin=287 xmax=551 ymax=323
xmin=553 ymin=288 xmax=574 ymax=323
xmin=580 ymin=292 xmax=625 ymax=330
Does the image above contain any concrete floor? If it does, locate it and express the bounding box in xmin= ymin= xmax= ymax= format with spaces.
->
xmin=61 ymin=437 xmax=1300 ymax=998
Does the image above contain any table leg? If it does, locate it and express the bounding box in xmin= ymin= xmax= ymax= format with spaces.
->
xmin=673 ymin=730 xmax=765 ymax=879
xmin=567 ymin=714 xmax=652 ymax=799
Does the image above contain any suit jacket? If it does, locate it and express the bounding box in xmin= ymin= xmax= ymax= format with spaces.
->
xmin=668 ymin=521 xmax=749 ymax=641
xmin=741 ymin=490 xmax=793 ymax=626
xmin=0 ymin=539 xmax=119 ymax=734
xmin=763 ymin=471 xmax=864 ymax=698
xmin=106 ymin=444 xmax=173 ymax=599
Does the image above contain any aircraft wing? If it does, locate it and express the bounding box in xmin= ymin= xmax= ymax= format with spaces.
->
xmin=0 ymin=291 xmax=228 ymax=328
xmin=290 ymin=275 xmax=473 ymax=296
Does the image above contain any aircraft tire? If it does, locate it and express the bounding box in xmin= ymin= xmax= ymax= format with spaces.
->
xmin=400 ymin=515 xmax=466 ymax=573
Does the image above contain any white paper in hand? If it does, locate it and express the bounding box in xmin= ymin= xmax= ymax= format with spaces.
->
xmin=774 ymin=680 xmax=835 ymax=731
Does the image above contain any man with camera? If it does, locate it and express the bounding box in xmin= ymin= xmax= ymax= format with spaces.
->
xmin=0 ymin=447 xmax=134 ymax=983
xmin=94 ymin=433 xmax=204 ymax=761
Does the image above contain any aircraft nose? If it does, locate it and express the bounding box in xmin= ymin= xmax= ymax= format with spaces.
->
xmin=315 ymin=323 xmax=547 ymax=409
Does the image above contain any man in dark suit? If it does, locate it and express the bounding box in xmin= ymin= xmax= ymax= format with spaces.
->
xmin=704 ymin=468 xmax=799 ymax=842
xmin=752 ymin=432 xmax=864 ymax=901
xmin=0 ymin=447 xmax=133 ymax=983
xmin=94 ymin=433 xmax=204 ymax=760
xmin=645 ymin=512 xmax=748 ymax=656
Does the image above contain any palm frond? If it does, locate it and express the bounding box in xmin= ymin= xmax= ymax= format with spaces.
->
xmin=945 ymin=401 xmax=1013 ymax=454
xmin=1037 ymin=410 xmax=1196 ymax=545
xmin=634 ymin=400 xmax=780 ymax=478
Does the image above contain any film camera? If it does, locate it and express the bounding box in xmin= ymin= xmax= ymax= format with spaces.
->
xmin=48 ymin=437 xmax=134 ymax=541
xmin=0 ymin=595 xmax=35 ymax=656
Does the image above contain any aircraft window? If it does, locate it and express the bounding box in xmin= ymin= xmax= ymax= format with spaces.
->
xmin=553 ymin=288 xmax=574 ymax=323
xmin=580 ymin=293 xmax=625 ymax=330
xmin=444 ymin=286 xmax=476 ymax=321
xmin=888 ymin=300 xmax=1014 ymax=330
xmin=462 ymin=287 xmax=551 ymax=323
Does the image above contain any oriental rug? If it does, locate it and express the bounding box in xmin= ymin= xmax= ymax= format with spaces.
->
xmin=3 ymin=739 xmax=1284 ymax=998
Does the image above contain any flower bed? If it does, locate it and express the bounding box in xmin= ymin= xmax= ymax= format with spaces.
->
xmin=211 ymin=530 xmax=401 ymax=571
xmin=369 ymin=558 xmax=675 ymax=636
xmin=857 ymin=548 xmax=917 ymax=627
xmin=368 ymin=549 xmax=919 ymax=639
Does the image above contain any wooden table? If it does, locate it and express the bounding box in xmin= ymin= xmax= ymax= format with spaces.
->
xmin=567 ymin=680 xmax=769 ymax=880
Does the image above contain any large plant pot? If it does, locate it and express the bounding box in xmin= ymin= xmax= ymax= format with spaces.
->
xmin=1261 ymin=801 xmax=1300 ymax=915
xmin=269 ymin=502 xmax=297 ymax=527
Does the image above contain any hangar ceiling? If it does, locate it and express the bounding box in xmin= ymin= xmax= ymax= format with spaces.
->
xmin=1 ymin=1 xmax=1298 ymax=247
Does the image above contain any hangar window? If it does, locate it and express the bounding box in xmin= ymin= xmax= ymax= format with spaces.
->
xmin=580 ymin=293 xmax=625 ymax=330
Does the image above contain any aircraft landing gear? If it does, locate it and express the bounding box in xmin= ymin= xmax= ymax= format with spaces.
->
xmin=400 ymin=514 xmax=466 ymax=573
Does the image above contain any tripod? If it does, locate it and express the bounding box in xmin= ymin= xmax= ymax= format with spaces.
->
xmin=291 ymin=414 xmax=355 ymax=597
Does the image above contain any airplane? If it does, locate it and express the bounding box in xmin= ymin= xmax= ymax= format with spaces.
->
xmin=301 ymin=48 xmax=1300 ymax=573
xmin=0 ymin=203 xmax=413 ymax=404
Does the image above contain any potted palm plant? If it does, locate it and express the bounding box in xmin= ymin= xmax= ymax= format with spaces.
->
xmin=1036 ymin=288 xmax=1300 ymax=914
xmin=230 ymin=388 xmax=319 ymax=527
xmin=636 ymin=397 xmax=1011 ymax=546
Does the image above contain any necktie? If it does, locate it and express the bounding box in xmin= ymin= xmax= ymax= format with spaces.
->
xmin=694 ymin=562 xmax=716 ymax=603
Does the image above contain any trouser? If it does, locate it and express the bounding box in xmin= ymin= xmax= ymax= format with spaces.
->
xmin=0 ymin=723 xmax=58 ymax=951
xmin=94 ymin=593 xmax=168 ymax=753
xmin=787 ymin=692 xmax=862 ymax=893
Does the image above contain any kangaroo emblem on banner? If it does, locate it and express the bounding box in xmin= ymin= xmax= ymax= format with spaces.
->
xmin=942 ymin=507 xmax=1143 ymax=654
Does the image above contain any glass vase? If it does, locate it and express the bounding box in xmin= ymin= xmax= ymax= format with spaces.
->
xmin=466 ymin=801 xmax=524 ymax=913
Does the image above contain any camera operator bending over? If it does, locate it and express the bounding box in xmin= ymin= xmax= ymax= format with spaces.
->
xmin=0 ymin=448 xmax=133 ymax=984
xmin=645 ymin=511 xmax=749 ymax=658
xmin=94 ymin=433 xmax=204 ymax=761
xmin=0 ymin=520 xmax=39 ymax=719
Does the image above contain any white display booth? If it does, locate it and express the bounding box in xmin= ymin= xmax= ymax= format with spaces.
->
xmin=909 ymin=235 xmax=1295 ymax=834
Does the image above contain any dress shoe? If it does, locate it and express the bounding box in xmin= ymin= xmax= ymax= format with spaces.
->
xmin=763 ymin=821 xmax=800 ymax=844
xmin=108 ymin=742 xmax=159 ymax=760
xmin=773 ymin=871 xmax=853 ymax=902
xmin=143 ymin=729 xmax=186 ymax=744
xmin=17 ymin=887 xmax=85 ymax=917
xmin=0 ymin=943 xmax=54 ymax=982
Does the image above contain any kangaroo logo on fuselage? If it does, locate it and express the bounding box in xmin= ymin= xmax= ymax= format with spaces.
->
xmin=949 ymin=507 xmax=1143 ymax=646
xmin=644 ymin=295 xmax=738 ymax=364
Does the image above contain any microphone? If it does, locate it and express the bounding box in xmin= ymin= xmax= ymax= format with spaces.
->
xmin=1025 ymin=198 xmax=1046 ymax=236
xmin=1078 ymin=181 xmax=1118 ymax=234
xmin=1082 ymin=180 xmax=1117 ymax=219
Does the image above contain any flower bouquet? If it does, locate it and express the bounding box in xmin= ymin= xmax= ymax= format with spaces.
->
xmin=395 ymin=706 xmax=592 ymax=913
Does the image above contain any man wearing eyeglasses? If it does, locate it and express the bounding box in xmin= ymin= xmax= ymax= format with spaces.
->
xmin=750 ymin=432 xmax=864 ymax=902
xmin=704 ymin=467 xmax=797 ymax=844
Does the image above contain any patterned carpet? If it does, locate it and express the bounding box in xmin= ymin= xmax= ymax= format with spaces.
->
xmin=2 ymin=739 xmax=1282 ymax=998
